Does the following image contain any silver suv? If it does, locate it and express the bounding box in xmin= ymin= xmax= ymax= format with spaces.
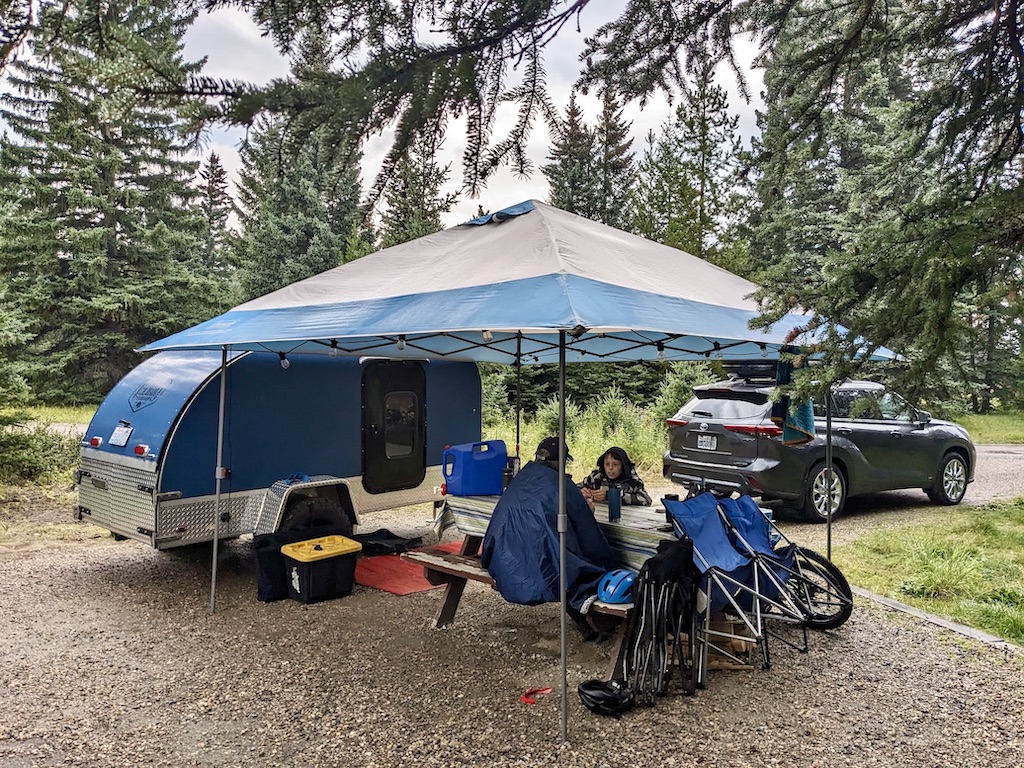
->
xmin=662 ymin=377 xmax=976 ymax=522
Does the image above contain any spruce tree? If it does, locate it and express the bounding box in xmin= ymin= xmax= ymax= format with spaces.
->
xmin=377 ymin=138 xmax=456 ymax=249
xmin=628 ymin=128 xmax=699 ymax=252
xmin=672 ymin=57 xmax=743 ymax=264
xmin=0 ymin=1 xmax=228 ymax=402
xmin=542 ymin=93 xmax=599 ymax=219
xmin=592 ymin=90 xmax=635 ymax=229
xmin=198 ymin=151 xmax=236 ymax=275
xmin=232 ymin=27 xmax=364 ymax=300
xmin=233 ymin=117 xmax=362 ymax=299
xmin=343 ymin=220 xmax=375 ymax=262
xmin=748 ymin=4 xmax=1024 ymax=408
xmin=628 ymin=61 xmax=743 ymax=262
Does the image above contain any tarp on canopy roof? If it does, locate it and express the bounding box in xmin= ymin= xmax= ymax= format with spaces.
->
xmin=140 ymin=200 xmax=894 ymax=363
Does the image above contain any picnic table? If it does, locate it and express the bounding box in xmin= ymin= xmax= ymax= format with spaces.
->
xmin=402 ymin=495 xmax=677 ymax=678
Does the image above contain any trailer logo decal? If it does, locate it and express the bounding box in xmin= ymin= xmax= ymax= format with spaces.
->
xmin=129 ymin=379 xmax=171 ymax=412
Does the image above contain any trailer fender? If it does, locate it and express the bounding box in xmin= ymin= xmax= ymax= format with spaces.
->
xmin=252 ymin=479 xmax=360 ymax=536
xmin=279 ymin=493 xmax=353 ymax=535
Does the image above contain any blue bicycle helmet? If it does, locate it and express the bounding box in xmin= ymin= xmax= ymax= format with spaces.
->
xmin=598 ymin=569 xmax=637 ymax=604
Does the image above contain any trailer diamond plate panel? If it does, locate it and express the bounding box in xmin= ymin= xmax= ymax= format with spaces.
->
xmin=78 ymin=449 xmax=158 ymax=544
xmin=156 ymin=492 xmax=264 ymax=548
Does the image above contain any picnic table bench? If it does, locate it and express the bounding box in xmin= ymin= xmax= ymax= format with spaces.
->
xmin=402 ymin=497 xmax=676 ymax=678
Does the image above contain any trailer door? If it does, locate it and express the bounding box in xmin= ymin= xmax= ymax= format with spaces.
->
xmin=362 ymin=360 xmax=427 ymax=493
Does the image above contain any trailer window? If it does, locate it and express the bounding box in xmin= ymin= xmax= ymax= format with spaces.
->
xmin=384 ymin=391 xmax=418 ymax=458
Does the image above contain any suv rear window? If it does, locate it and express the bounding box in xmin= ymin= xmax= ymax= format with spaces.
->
xmin=676 ymin=394 xmax=768 ymax=420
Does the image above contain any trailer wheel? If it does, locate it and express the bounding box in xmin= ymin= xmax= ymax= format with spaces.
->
xmin=279 ymin=496 xmax=353 ymax=536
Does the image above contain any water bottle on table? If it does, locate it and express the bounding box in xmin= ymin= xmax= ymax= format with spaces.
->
xmin=607 ymin=485 xmax=622 ymax=522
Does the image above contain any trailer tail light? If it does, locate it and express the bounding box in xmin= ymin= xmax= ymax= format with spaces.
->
xmin=441 ymin=483 xmax=447 ymax=496
xmin=134 ymin=444 xmax=150 ymax=456
xmin=724 ymin=424 xmax=783 ymax=438
xmin=89 ymin=436 xmax=103 ymax=447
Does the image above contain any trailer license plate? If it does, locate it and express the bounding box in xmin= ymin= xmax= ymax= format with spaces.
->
xmin=697 ymin=434 xmax=717 ymax=451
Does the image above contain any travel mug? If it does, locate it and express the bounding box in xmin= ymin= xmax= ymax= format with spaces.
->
xmin=662 ymin=494 xmax=679 ymax=525
xmin=608 ymin=485 xmax=622 ymax=522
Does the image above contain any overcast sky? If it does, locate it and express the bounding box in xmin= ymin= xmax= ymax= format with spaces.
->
xmin=184 ymin=8 xmax=764 ymax=228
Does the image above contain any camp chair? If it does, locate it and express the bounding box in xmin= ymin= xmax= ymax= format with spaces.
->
xmin=718 ymin=495 xmax=853 ymax=631
xmin=715 ymin=496 xmax=810 ymax=653
xmin=622 ymin=537 xmax=700 ymax=704
xmin=664 ymin=492 xmax=796 ymax=687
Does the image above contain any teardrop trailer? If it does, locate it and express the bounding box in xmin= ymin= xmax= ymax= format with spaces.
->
xmin=76 ymin=349 xmax=482 ymax=548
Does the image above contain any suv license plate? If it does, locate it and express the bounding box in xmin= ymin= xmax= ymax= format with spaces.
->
xmin=696 ymin=434 xmax=717 ymax=451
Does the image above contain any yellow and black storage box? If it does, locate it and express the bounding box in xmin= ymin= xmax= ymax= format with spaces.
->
xmin=281 ymin=535 xmax=362 ymax=604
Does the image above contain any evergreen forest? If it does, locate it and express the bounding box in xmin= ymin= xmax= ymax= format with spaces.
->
xmin=0 ymin=1 xmax=1021 ymax=423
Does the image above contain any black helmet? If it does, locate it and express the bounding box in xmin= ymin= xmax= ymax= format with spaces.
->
xmin=577 ymin=678 xmax=635 ymax=717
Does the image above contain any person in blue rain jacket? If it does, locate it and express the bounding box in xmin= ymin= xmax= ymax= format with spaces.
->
xmin=480 ymin=436 xmax=620 ymax=637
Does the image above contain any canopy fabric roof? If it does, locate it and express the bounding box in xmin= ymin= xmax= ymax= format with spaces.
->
xmin=141 ymin=200 xmax=891 ymax=364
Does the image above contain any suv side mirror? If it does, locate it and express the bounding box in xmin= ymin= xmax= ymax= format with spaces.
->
xmin=916 ymin=409 xmax=932 ymax=424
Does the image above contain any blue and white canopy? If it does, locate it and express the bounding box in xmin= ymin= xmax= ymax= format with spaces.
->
xmin=142 ymin=200 xmax=890 ymax=363
xmin=146 ymin=200 xmax=882 ymax=736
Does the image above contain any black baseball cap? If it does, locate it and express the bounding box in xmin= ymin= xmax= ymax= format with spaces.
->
xmin=536 ymin=436 xmax=573 ymax=462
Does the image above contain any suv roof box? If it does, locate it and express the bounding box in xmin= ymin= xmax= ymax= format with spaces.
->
xmin=721 ymin=360 xmax=777 ymax=382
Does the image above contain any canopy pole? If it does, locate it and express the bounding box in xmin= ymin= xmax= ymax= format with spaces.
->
xmin=825 ymin=387 xmax=834 ymax=560
xmin=210 ymin=345 xmax=228 ymax=614
xmin=515 ymin=332 xmax=522 ymax=459
xmin=557 ymin=331 xmax=568 ymax=743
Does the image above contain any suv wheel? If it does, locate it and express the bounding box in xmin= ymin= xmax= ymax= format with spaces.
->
xmin=926 ymin=453 xmax=968 ymax=505
xmin=802 ymin=462 xmax=846 ymax=523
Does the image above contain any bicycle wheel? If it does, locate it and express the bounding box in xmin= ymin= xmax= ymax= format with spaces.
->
xmin=790 ymin=547 xmax=854 ymax=630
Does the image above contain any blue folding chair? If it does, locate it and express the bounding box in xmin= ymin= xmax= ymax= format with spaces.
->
xmin=665 ymin=493 xmax=799 ymax=686
xmin=717 ymin=495 xmax=809 ymax=652
xmin=719 ymin=495 xmax=853 ymax=631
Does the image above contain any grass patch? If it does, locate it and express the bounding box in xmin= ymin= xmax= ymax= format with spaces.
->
xmin=957 ymin=412 xmax=1024 ymax=444
xmin=834 ymin=498 xmax=1024 ymax=644
xmin=27 ymin=405 xmax=98 ymax=424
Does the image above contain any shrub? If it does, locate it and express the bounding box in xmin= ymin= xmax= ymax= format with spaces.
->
xmin=480 ymin=367 xmax=511 ymax=430
xmin=534 ymin=396 xmax=583 ymax=441
xmin=0 ymin=412 xmax=81 ymax=484
xmin=651 ymin=362 xmax=716 ymax=424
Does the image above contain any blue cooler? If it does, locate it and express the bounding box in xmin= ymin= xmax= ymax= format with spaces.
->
xmin=442 ymin=440 xmax=507 ymax=496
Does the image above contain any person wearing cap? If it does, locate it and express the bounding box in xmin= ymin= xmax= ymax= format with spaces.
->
xmin=480 ymin=436 xmax=620 ymax=639
xmin=579 ymin=446 xmax=653 ymax=507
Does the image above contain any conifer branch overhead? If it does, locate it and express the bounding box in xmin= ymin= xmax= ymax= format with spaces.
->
xmin=7 ymin=1 xmax=1023 ymax=202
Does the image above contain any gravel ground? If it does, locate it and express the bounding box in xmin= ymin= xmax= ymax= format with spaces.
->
xmin=1 ymin=446 xmax=1023 ymax=767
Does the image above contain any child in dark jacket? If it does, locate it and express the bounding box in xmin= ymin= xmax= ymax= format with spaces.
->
xmin=579 ymin=446 xmax=652 ymax=507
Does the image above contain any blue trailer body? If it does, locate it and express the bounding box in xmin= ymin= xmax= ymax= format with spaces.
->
xmin=78 ymin=351 xmax=482 ymax=548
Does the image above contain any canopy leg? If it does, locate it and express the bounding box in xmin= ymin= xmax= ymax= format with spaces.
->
xmin=210 ymin=345 xmax=228 ymax=614
xmin=558 ymin=331 xmax=568 ymax=743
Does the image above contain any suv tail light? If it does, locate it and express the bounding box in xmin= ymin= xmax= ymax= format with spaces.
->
xmin=665 ymin=418 xmax=689 ymax=427
xmin=724 ymin=424 xmax=783 ymax=438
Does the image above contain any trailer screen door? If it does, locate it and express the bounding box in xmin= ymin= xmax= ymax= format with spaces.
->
xmin=362 ymin=361 xmax=426 ymax=493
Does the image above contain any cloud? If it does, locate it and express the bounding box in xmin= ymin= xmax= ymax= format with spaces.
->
xmin=183 ymin=8 xmax=290 ymax=85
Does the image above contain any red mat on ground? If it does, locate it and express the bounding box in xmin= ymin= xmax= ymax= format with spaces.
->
xmin=355 ymin=540 xmax=464 ymax=596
